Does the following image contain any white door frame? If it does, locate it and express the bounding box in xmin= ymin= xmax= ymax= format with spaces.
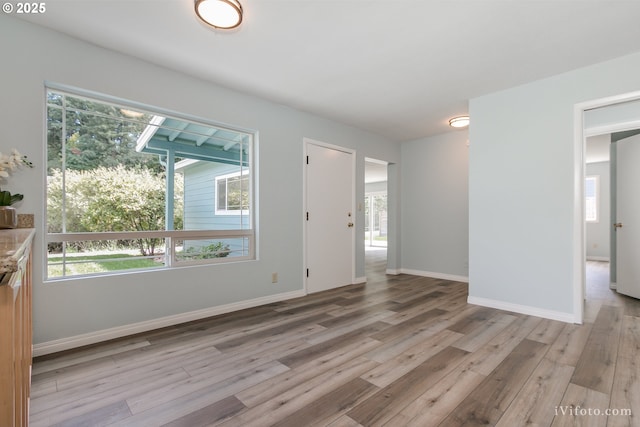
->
xmin=303 ymin=137 xmax=356 ymax=294
xmin=573 ymin=89 xmax=640 ymax=323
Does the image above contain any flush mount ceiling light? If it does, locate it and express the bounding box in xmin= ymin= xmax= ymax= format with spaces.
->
xmin=195 ymin=0 xmax=243 ymax=30
xmin=449 ymin=116 xmax=470 ymax=128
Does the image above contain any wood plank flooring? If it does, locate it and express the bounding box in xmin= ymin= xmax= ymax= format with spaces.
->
xmin=30 ymin=255 xmax=640 ymax=426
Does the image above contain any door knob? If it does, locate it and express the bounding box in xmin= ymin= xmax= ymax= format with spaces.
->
xmin=347 ymin=222 xmax=354 ymax=228
xmin=614 ymin=222 xmax=623 ymax=230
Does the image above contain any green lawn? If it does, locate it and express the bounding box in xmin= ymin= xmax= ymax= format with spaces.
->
xmin=48 ymin=253 xmax=162 ymax=277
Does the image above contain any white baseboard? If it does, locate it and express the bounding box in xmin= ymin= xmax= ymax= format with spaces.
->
xmin=33 ymin=289 xmax=306 ymax=357
xmin=586 ymin=256 xmax=610 ymax=262
xmin=610 ymin=281 xmax=617 ymax=290
xmin=399 ymin=268 xmax=469 ymax=283
xmin=467 ymin=296 xmax=574 ymax=324
xmin=353 ymin=276 xmax=367 ymax=284
xmin=386 ymin=268 xmax=400 ymax=275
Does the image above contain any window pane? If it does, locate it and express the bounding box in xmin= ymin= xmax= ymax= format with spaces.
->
xmin=240 ymin=175 xmax=250 ymax=210
xmin=47 ymin=239 xmax=166 ymax=279
xmin=585 ymin=178 xmax=596 ymax=197
xmin=46 ymin=88 xmax=255 ymax=279
xmin=585 ymin=176 xmax=598 ymax=222
xmin=217 ymin=178 xmax=227 ymax=211
xmin=175 ymin=237 xmax=251 ymax=262
xmin=227 ymin=175 xmax=244 ymax=210
xmin=197 ymin=167 xmax=250 ymax=223
xmin=46 ymin=105 xmax=63 ymax=172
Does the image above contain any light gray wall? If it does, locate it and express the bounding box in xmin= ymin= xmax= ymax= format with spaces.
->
xmin=584 ymin=98 xmax=640 ymax=131
xmin=400 ymin=131 xmax=469 ymax=278
xmin=586 ymin=162 xmax=610 ymax=260
xmin=365 ymin=181 xmax=387 ymax=194
xmin=469 ymin=50 xmax=640 ymax=318
xmin=0 ymin=15 xmax=401 ymax=345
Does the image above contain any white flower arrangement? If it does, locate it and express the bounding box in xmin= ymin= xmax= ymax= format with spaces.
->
xmin=0 ymin=149 xmax=34 ymax=206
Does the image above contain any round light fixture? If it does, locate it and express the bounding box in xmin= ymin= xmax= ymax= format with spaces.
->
xmin=449 ymin=115 xmax=470 ymax=128
xmin=195 ymin=0 xmax=243 ymax=30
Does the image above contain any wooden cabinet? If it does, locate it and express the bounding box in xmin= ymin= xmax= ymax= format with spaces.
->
xmin=0 ymin=229 xmax=34 ymax=427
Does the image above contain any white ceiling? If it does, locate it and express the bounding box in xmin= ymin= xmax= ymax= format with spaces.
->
xmin=16 ymin=0 xmax=640 ymax=142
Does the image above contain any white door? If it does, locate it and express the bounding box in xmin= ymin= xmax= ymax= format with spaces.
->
xmin=616 ymin=135 xmax=640 ymax=299
xmin=305 ymin=141 xmax=355 ymax=293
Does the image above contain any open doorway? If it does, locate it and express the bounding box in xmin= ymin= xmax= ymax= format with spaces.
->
xmin=584 ymin=130 xmax=640 ymax=320
xmin=584 ymin=134 xmax=616 ymax=321
xmin=365 ymin=158 xmax=388 ymax=278
xmin=576 ymin=92 xmax=640 ymax=322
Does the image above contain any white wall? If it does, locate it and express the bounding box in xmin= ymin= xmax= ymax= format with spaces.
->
xmin=365 ymin=181 xmax=387 ymax=194
xmin=400 ymin=131 xmax=469 ymax=281
xmin=469 ymin=50 xmax=640 ymax=321
xmin=0 ymin=15 xmax=401 ymax=351
xmin=586 ymin=161 xmax=610 ymax=260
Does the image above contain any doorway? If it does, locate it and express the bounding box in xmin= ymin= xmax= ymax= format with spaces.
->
xmin=583 ymin=131 xmax=640 ymax=321
xmin=364 ymin=193 xmax=387 ymax=248
xmin=575 ymin=91 xmax=640 ymax=322
xmin=584 ymin=134 xmax=615 ymax=320
xmin=365 ymin=158 xmax=388 ymax=278
xmin=304 ymin=139 xmax=355 ymax=293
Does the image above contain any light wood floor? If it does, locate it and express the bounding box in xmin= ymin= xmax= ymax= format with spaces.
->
xmin=30 ymin=255 xmax=640 ymax=426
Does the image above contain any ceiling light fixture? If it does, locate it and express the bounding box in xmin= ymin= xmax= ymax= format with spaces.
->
xmin=449 ymin=116 xmax=470 ymax=128
xmin=195 ymin=0 xmax=243 ymax=30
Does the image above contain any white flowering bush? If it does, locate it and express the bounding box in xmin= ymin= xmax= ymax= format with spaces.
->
xmin=0 ymin=149 xmax=33 ymax=206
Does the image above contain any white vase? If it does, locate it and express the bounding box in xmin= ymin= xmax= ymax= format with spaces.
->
xmin=0 ymin=206 xmax=17 ymax=229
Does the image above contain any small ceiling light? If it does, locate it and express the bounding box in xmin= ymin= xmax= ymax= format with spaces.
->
xmin=449 ymin=116 xmax=470 ymax=128
xmin=195 ymin=0 xmax=243 ymax=30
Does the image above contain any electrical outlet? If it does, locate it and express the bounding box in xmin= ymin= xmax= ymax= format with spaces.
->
xmin=272 ymin=272 xmax=278 ymax=283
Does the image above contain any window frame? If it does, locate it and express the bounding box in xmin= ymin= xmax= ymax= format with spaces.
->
xmin=585 ymin=175 xmax=599 ymax=223
xmin=44 ymin=84 xmax=257 ymax=280
xmin=215 ymin=169 xmax=250 ymax=216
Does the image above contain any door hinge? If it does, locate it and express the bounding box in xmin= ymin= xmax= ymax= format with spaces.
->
xmin=306 ymin=155 xmax=309 ymax=165
xmin=306 ymin=268 xmax=309 ymax=278
xmin=306 ymin=212 xmax=309 ymax=221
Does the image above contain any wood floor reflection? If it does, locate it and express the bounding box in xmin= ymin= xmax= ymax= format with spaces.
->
xmin=29 ymin=258 xmax=639 ymax=426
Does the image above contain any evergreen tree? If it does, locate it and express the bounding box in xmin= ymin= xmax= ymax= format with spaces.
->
xmin=47 ymin=91 xmax=162 ymax=173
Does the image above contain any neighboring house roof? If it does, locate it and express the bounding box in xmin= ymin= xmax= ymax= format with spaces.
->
xmin=136 ymin=115 xmax=250 ymax=167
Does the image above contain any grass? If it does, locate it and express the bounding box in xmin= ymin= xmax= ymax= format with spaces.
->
xmin=48 ymin=252 xmax=162 ymax=278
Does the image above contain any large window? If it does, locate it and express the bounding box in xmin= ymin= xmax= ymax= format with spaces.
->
xmin=46 ymin=87 xmax=255 ymax=279
xmin=585 ymin=175 xmax=599 ymax=222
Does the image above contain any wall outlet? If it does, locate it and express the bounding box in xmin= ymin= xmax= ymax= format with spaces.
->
xmin=272 ymin=272 xmax=278 ymax=283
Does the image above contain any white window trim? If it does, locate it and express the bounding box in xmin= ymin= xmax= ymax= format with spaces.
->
xmin=215 ymin=170 xmax=250 ymax=216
